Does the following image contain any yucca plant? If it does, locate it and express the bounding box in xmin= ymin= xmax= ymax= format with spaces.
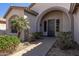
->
xmin=11 ymin=17 xmax=30 ymax=38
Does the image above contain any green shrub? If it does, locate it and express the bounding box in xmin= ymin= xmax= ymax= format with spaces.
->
xmin=57 ymin=32 xmax=73 ymax=49
xmin=32 ymin=32 xmax=42 ymax=39
xmin=28 ymin=32 xmax=42 ymax=42
xmin=0 ymin=35 xmax=20 ymax=53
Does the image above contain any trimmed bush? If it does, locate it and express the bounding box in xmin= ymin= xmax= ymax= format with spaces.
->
xmin=0 ymin=35 xmax=20 ymax=54
xmin=28 ymin=32 xmax=42 ymax=42
xmin=57 ymin=32 xmax=73 ymax=49
xmin=32 ymin=32 xmax=42 ymax=39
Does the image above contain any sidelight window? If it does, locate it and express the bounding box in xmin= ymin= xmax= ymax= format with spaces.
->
xmin=56 ymin=19 xmax=60 ymax=32
xmin=44 ymin=21 xmax=47 ymax=32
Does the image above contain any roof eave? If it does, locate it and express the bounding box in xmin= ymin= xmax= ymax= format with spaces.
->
xmin=69 ymin=3 xmax=79 ymax=14
xmin=24 ymin=8 xmax=38 ymax=16
xmin=29 ymin=3 xmax=36 ymax=8
xmin=3 ymin=6 xmax=26 ymax=18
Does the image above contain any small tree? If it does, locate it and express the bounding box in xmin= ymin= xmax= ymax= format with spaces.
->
xmin=11 ymin=17 xmax=30 ymax=38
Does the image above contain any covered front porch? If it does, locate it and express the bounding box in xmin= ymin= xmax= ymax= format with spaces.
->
xmin=36 ymin=6 xmax=72 ymax=37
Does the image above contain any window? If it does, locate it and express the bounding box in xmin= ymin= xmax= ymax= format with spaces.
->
xmin=9 ymin=15 xmax=18 ymax=33
xmin=11 ymin=25 xmax=17 ymax=33
xmin=44 ymin=21 xmax=47 ymax=32
xmin=56 ymin=19 xmax=60 ymax=32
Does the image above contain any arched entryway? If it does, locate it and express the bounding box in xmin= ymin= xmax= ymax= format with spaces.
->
xmin=36 ymin=6 xmax=71 ymax=37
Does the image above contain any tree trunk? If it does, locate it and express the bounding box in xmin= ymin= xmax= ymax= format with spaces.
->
xmin=17 ymin=31 xmax=21 ymax=38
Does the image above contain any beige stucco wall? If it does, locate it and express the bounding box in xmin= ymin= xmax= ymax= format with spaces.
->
xmin=24 ymin=12 xmax=36 ymax=33
xmin=5 ymin=7 xmax=24 ymax=33
xmin=40 ymin=11 xmax=71 ymax=36
xmin=74 ymin=7 xmax=79 ymax=44
xmin=31 ymin=3 xmax=70 ymax=14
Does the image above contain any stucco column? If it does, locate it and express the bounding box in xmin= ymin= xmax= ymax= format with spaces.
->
xmin=20 ymin=30 xmax=25 ymax=41
xmin=69 ymin=12 xmax=74 ymax=40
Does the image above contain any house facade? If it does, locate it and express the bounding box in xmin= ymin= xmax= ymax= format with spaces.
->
xmin=0 ymin=18 xmax=6 ymax=34
xmin=0 ymin=18 xmax=6 ymax=30
xmin=3 ymin=3 xmax=79 ymax=44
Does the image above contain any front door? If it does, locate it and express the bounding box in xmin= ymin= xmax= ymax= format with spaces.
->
xmin=48 ymin=20 xmax=55 ymax=37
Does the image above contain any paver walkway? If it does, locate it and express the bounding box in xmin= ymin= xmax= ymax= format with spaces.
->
xmin=10 ymin=37 xmax=56 ymax=56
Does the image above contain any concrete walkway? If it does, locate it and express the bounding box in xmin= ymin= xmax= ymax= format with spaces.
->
xmin=10 ymin=37 xmax=56 ymax=56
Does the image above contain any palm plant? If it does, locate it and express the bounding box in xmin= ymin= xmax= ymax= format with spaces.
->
xmin=11 ymin=17 xmax=30 ymax=38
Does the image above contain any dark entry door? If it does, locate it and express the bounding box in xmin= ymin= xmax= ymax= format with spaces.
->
xmin=48 ymin=20 xmax=55 ymax=37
